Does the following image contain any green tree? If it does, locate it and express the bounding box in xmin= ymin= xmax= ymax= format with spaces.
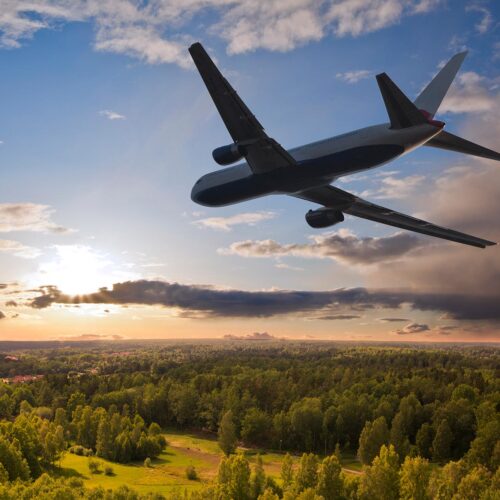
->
xmin=169 ymin=385 xmax=199 ymax=427
xmin=358 ymin=417 xmax=389 ymax=465
xmin=227 ymin=454 xmax=252 ymax=500
xmin=96 ymin=416 xmax=113 ymax=460
xmin=281 ymin=453 xmax=294 ymax=492
xmin=427 ymin=459 xmax=467 ymax=500
xmin=241 ymin=408 xmax=272 ymax=446
xmin=290 ymin=399 xmax=323 ymax=452
xmin=358 ymin=444 xmax=400 ymax=500
xmin=390 ymin=412 xmax=410 ymax=461
xmin=218 ymin=410 xmax=237 ymax=456
xmin=432 ymin=419 xmax=453 ymax=462
xmin=273 ymin=411 xmax=290 ymax=451
xmin=258 ymin=489 xmax=279 ymax=500
xmin=316 ymin=454 xmax=343 ymax=500
xmin=115 ymin=432 xmax=133 ymax=463
xmin=251 ymin=454 xmax=266 ymax=499
xmin=467 ymin=418 xmax=500 ymax=470
xmin=295 ymin=453 xmax=319 ymax=493
xmin=399 ymin=456 xmax=431 ymax=500
xmin=415 ymin=423 xmax=433 ymax=459
xmin=451 ymin=384 xmax=476 ymax=403
xmin=453 ymin=465 xmax=491 ymax=500
xmin=295 ymin=488 xmax=324 ymax=500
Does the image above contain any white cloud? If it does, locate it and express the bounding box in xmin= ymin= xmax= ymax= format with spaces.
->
xmin=193 ymin=211 xmax=276 ymax=231
xmin=0 ymin=239 xmax=41 ymax=259
xmin=326 ymin=0 xmax=405 ymax=37
xmin=99 ymin=109 xmax=126 ymax=120
xmin=219 ymin=229 xmax=429 ymax=265
xmin=360 ymin=174 xmax=425 ymax=200
xmin=395 ymin=322 xmax=430 ymax=335
xmin=0 ymin=203 xmax=72 ymax=233
xmin=440 ymin=72 xmax=499 ymax=114
xmin=494 ymin=42 xmax=500 ymax=61
xmin=466 ymin=5 xmax=493 ymax=34
xmin=411 ymin=0 xmax=442 ymax=14
xmin=0 ymin=1 xmax=442 ymax=66
xmin=336 ymin=69 xmax=372 ymax=84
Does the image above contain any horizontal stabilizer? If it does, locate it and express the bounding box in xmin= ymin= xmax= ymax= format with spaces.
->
xmin=376 ymin=73 xmax=427 ymax=129
xmin=414 ymin=52 xmax=467 ymax=117
xmin=426 ymin=131 xmax=500 ymax=161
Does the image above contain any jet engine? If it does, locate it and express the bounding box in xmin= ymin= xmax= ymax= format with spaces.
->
xmin=212 ymin=143 xmax=245 ymax=166
xmin=305 ymin=208 xmax=345 ymax=228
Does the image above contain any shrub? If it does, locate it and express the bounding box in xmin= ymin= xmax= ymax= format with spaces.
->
xmin=88 ymin=458 xmax=101 ymax=474
xmin=186 ymin=465 xmax=198 ymax=480
xmin=104 ymin=466 xmax=114 ymax=476
xmin=70 ymin=445 xmax=84 ymax=456
xmin=144 ymin=457 xmax=152 ymax=468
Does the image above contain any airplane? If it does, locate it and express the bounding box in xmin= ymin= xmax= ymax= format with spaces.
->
xmin=189 ymin=43 xmax=499 ymax=248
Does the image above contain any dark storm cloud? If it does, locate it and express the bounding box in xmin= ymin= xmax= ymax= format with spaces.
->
xmin=5 ymin=300 xmax=17 ymax=307
xmin=0 ymin=311 xmax=5 ymax=320
xmin=26 ymin=279 xmax=500 ymax=321
xmin=28 ymin=281 xmax=403 ymax=317
xmin=409 ymin=294 xmax=500 ymax=321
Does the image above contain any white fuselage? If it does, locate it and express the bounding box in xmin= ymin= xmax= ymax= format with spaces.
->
xmin=192 ymin=122 xmax=442 ymax=207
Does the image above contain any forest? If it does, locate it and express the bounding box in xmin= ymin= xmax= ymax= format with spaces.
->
xmin=0 ymin=340 xmax=497 ymax=499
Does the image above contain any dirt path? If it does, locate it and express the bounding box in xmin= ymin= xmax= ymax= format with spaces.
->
xmin=166 ymin=434 xmax=364 ymax=478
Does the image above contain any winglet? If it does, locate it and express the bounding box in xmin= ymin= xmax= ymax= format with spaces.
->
xmin=376 ymin=73 xmax=428 ymax=129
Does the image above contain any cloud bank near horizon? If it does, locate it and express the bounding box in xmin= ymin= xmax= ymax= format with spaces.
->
xmin=24 ymin=278 xmax=500 ymax=322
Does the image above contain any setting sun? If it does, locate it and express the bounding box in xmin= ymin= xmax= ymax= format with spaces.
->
xmin=28 ymin=245 xmax=137 ymax=296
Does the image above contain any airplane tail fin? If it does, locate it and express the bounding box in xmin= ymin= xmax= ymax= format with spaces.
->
xmin=414 ymin=52 xmax=467 ymax=117
xmin=376 ymin=73 xmax=428 ymax=129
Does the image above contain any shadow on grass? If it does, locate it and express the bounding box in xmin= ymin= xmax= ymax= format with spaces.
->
xmin=51 ymin=465 xmax=88 ymax=480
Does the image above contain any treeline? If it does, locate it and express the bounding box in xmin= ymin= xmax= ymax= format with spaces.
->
xmin=0 ymin=412 xmax=65 ymax=481
xmin=0 ymin=446 xmax=498 ymax=499
xmin=195 ymin=446 xmax=500 ymax=500
xmin=0 ymin=343 xmax=497 ymax=495
xmin=3 ymin=345 xmax=495 ymax=463
xmin=68 ymin=404 xmax=166 ymax=463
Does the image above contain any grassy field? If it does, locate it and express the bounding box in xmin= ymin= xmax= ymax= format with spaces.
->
xmin=58 ymin=431 xmax=363 ymax=495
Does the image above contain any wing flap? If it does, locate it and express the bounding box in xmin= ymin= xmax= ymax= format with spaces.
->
xmin=293 ymin=185 xmax=496 ymax=248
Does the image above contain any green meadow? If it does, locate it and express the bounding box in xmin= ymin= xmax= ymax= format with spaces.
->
xmin=58 ymin=431 xmax=362 ymax=495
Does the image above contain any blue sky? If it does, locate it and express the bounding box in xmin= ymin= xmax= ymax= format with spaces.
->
xmin=0 ymin=0 xmax=498 ymax=341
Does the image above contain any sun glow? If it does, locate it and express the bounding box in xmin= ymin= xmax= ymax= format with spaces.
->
xmin=29 ymin=245 xmax=138 ymax=295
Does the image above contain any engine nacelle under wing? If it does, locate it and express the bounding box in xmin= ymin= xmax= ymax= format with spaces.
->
xmin=212 ymin=143 xmax=245 ymax=166
xmin=305 ymin=208 xmax=345 ymax=228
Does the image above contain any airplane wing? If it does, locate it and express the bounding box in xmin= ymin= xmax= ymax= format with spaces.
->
xmin=189 ymin=42 xmax=296 ymax=174
xmin=293 ymin=185 xmax=496 ymax=248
